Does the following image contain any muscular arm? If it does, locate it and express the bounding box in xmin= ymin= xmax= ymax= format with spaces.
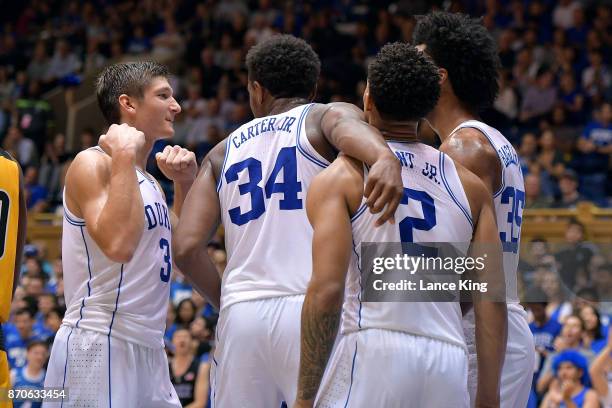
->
xmin=65 ymin=149 xmax=144 ymax=263
xmin=13 ymin=160 xmax=26 ymax=296
xmin=172 ymin=143 xmax=224 ymax=309
xmin=458 ymin=165 xmax=507 ymax=407
xmin=441 ymin=129 xmax=501 ymax=317
xmin=589 ymin=339 xmax=612 ymax=398
xmin=310 ymin=103 xmax=403 ymax=225
xmin=295 ymin=156 xmax=362 ymax=406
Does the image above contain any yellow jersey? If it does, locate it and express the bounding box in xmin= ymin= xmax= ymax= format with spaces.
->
xmin=0 ymin=151 xmax=20 ymax=323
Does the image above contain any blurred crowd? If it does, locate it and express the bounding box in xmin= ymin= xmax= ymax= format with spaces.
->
xmin=0 ymin=0 xmax=610 ymax=407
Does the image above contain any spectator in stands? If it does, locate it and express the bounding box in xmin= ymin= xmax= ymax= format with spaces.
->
xmin=519 ymin=66 xmax=558 ymax=128
xmin=556 ymin=218 xmax=597 ymax=291
xmin=593 ymin=264 xmax=612 ymax=317
xmin=579 ymin=304 xmax=607 ymax=353
xmin=566 ymin=8 xmax=589 ymax=48
xmin=27 ymin=42 xmax=50 ymax=84
xmin=169 ymin=328 xmax=209 ymax=408
xmin=559 ymin=72 xmax=586 ymax=125
xmin=553 ymin=0 xmax=582 ymax=30
xmin=83 ymin=38 xmax=107 ymax=74
xmin=2 ymin=126 xmax=38 ymax=168
xmin=540 ymin=349 xmax=599 ymax=407
xmin=574 ymin=103 xmax=612 ymax=203
xmin=175 ymin=298 xmax=197 ymax=330
xmin=38 ymin=133 xmax=72 ymax=207
xmin=5 ymin=309 xmax=46 ymax=369
xmin=45 ymin=39 xmax=81 ymax=87
xmin=553 ymin=170 xmax=585 ymax=208
xmin=152 ymin=17 xmax=185 ymax=61
xmin=77 ymin=128 xmax=96 ymax=151
xmin=23 ymin=166 xmax=48 ymax=213
xmin=526 ymin=287 xmax=562 ymax=364
xmin=520 ymin=132 xmax=539 ymax=175
xmin=537 ymin=129 xmax=566 ymax=195
xmin=10 ymin=340 xmax=48 ymax=408
xmin=537 ymin=315 xmax=595 ymax=395
xmin=126 ymin=25 xmax=152 ymax=55
xmin=44 ymin=306 xmax=64 ymax=348
xmin=582 ymin=51 xmax=611 ymax=100
xmin=525 ymin=173 xmax=554 ymax=209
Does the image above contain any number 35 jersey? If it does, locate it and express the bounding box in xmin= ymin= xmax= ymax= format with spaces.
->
xmin=217 ymin=103 xmax=330 ymax=311
xmin=62 ymin=148 xmax=172 ymax=349
xmin=450 ymin=120 xmax=523 ymax=305
xmin=343 ymin=141 xmax=474 ymax=349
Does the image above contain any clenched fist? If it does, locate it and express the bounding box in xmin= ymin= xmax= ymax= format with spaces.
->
xmin=156 ymin=145 xmax=197 ymax=183
xmin=99 ymin=123 xmax=146 ymax=156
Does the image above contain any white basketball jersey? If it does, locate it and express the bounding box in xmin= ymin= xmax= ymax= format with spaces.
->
xmin=217 ymin=104 xmax=330 ymax=311
xmin=343 ymin=141 xmax=473 ymax=349
xmin=62 ymin=148 xmax=172 ymax=349
xmin=450 ymin=120 xmax=523 ymax=305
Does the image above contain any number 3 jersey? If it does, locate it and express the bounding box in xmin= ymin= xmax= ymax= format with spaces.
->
xmin=62 ymin=148 xmax=172 ymax=349
xmin=450 ymin=120 xmax=523 ymax=305
xmin=343 ymin=141 xmax=473 ymax=349
xmin=217 ymin=103 xmax=330 ymax=311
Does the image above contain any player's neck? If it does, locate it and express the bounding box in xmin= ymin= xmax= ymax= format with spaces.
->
xmin=374 ymin=119 xmax=419 ymax=143
xmin=428 ymin=95 xmax=478 ymax=143
xmin=266 ymin=97 xmax=310 ymax=116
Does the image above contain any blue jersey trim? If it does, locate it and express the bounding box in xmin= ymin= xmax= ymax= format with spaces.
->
xmin=455 ymin=125 xmax=506 ymax=198
xmin=439 ymin=153 xmax=473 ymax=228
xmin=64 ymin=211 xmax=85 ymax=226
xmin=343 ymin=341 xmax=358 ymax=408
xmin=107 ymin=264 xmax=123 ymax=408
xmin=64 ymin=216 xmax=85 ymax=227
xmin=296 ymin=104 xmax=328 ymax=169
xmin=350 ymin=203 xmax=368 ymax=223
xmin=216 ymin=137 xmax=233 ymax=193
xmin=351 ymin=238 xmax=363 ymax=329
xmin=60 ymin=326 xmax=74 ymax=408
xmin=76 ymin=227 xmax=93 ymax=328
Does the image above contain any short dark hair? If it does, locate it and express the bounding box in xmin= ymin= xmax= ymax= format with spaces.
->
xmin=15 ymin=308 xmax=34 ymax=319
xmin=26 ymin=340 xmax=48 ymax=351
xmin=413 ymin=11 xmax=500 ymax=113
xmin=367 ymin=42 xmax=440 ymax=121
xmin=96 ymin=61 xmax=169 ymax=125
xmin=245 ymin=34 xmax=320 ymax=99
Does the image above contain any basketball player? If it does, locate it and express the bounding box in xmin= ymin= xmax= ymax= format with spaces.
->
xmin=43 ymin=62 xmax=196 ymax=407
xmin=0 ymin=149 xmax=27 ymax=408
xmin=294 ymin=42 xmax=507 ymax=408
xmin=174 ymin=35 xmax=404 ymax=407
xmin=413 ymin=11 xmax=536 ymax=408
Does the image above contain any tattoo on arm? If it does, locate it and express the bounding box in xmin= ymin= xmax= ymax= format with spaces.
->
xmin=297 ymin=300 xmax=341 ymax=400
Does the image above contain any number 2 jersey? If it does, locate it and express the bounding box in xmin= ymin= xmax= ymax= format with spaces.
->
xmin=217 ymin=103 xmax=330 ymax=311
xmin=62 ymin=147 xmax=172 ymax=349
xmin=343 ymin=141 xmax=473 ymax=350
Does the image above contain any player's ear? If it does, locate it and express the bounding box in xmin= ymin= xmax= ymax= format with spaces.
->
xmin=251 ymin=81 xmax=266 ymax=105
xmin=437 ymin=68 xmax=448 ymax=87
xmin=118 ymin=94 xmax=136 ymax=115
xmin=363 ymin=82 xmax=373 ymax=113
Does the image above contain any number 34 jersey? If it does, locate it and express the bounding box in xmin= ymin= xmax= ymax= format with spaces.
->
xmin=217 ymin=103 xmax=330 ymax=311
xmin=343 ymin=141 xmax=474 ymax=349
xmin=62 ymin=149 xmax=172 ymax=349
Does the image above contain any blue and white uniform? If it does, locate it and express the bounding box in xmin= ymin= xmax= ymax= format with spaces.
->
xmin=317 ymin=142 xmax=472 ymax=408
xmin=452 ymin=120 xmax=536 ymax=408
xmin=11 ymin=365 xmax=45 ymax=408
xmin=44 ymin=147 xmax=180 ymax=407
xmin=212 ymin=104 xmax=330 ymax=407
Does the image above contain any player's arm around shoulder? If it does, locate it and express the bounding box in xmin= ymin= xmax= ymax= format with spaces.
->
xmin=295 ymin=155 xmax=361 ymax=408
xmin=173 ymin=139 xmax=225 ymax=309
xmin=311 ymin=102 xmax=403 ymax=225
xmin=64 ymin=124 xmax=145 ymax=263
xmin=455 ymin=162 xmax=507 ymax=408
xmin=440 ymin=128 xmax=501 ymax=194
